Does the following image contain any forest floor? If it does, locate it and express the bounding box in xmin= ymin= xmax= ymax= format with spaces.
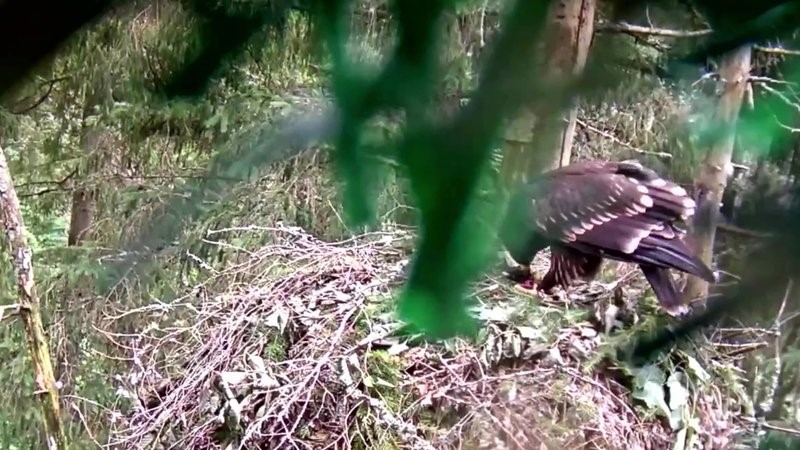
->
xmin=108 ymin=223 xmax=752 ymax=450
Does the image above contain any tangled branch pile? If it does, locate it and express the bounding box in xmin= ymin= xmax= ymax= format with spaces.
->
xmin=107 ymin=225 xmax=740 ymax=449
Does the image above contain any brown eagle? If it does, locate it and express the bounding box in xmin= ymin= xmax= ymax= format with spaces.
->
xmin=499 ymin=160 xmax=716 ymax=314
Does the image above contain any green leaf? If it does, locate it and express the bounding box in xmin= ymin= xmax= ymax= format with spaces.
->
xmin=632 ymin=364 xmax=670 ymax=417
xmin=667 ymin=372 xmax=689 ymax=430
xmin=685 ymin=355 xmax=711 ymax=383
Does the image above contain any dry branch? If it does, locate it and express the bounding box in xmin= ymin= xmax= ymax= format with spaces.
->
xmin=754 ymin=45 xmax=800 ymax=56
xmin=717 ymin=223 xmax=771 ymax=239
xmin=0 ymin=145 xmax=67 ymax=449
xmin=575 ymin=118 xmax=672 ymax=158
xmin=597 ymin=21 xmax=711 ymax=38
xmin=758 ymin=280 xmax=792 ymax=418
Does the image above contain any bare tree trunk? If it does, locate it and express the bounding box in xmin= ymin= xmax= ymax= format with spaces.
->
xmin=67 ymin=82 xmax=108 ymax=247
xmin=67 ymin=185 xmax=96 ymax=245
xmin=0 ymin=145 xmax=67 ymax=449
xmin=67 ymin=121 xmax=99 ymax=246
xmin=500 ymin=0 xmax=596 ymax=186
xmin=789 ymin=135 xmax=800 ymax=183
xmin=683 ymin=45 xmax=752 ymax=302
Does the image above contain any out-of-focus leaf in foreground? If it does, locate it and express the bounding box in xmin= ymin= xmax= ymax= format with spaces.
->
xmin=308 ymin=0 xmax=559 ymax=337
xmin=162 ymin=0 xmax=295 ymax=99
xmin=0 ymin=0 xmax=117 ymax=99
xmin=9 ymin=0 xmax=800 ymax=342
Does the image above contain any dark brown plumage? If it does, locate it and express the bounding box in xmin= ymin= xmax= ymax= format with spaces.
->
xmin=499 ymin=159 xmax=716 ymax=314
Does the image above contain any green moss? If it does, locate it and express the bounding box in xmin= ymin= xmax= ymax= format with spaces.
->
xmin=351 ymin=350 xmax=408 ymax=450
xmin=364 ymin=351 xmax=404 ymax=404
xmin=263 ymin=333 xmax=289 ymax=361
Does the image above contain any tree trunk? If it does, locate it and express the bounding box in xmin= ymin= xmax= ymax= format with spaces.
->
xmin=789 ymin=135 xmax=800 ymax=183
xmin=67 ymin=99 xmax=101 ymax=246
xmin=499 ymin=0 xmax=596 ymax=187
xmin=683 ymin=45 xmax=752 ymax=302
xmin=0 ymin=145 xmax=67 ymax=449
xmin=67 ymin=185 xmax=95 ymax=245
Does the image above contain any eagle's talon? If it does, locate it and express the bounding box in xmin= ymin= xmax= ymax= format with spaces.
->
xmin=665 ymin=304 xmax=691 ymax=318
xmin=504 ymin=265 xmax=532 ymax=283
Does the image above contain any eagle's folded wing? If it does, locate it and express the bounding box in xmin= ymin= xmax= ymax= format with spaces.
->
xmin=529 ymin=162 xmax=715 ymax=283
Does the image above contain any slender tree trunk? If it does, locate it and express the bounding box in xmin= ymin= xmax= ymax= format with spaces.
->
xmin=67 ymin=82 xmax=107 ymax=247
xmin=683 ymin=45 xmax=752 ymax=302
xmin=789 ymin=135 xmax=800 ymax=183
xmin=67 ymin=188 xmax=95 ymax=246
xmin=67 ymin=125 xmax=99 ymax=246
xmin=500 ymin=0 xmax=596 ymax=187
xmin=0 ymin=146 xmax=67 ymax=449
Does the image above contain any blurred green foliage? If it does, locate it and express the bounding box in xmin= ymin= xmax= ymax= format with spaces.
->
xmin=5 ymin=10 xmax=800 ymax=449
xmin=5 ymin=0 xmax=800 ymax=342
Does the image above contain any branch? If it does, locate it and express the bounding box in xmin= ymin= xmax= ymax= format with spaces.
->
xmin=742 ymin=417 xmax=800 ymax=436
xmin=717 ymin=223 xmax=771 ymax=239
xmin=762 ymin=422 xmax=800 ymax=437
xmin=0 ymin=303 xmax=20 ymax=321
xmin=597 ymin=21 xmax=711 ymax=38
xmin=758 ymin=83 xmax=800 ymax=114
xmin=756 ymin=280 xmax=791 ymax=419
xmin=754 ymin=45 xmax=800 ymax=56
xmin=10 ymin=76 xmax=69 ymax=114
xmin=749 ymin=75 xmax=797 ymax=85
xmin=574 ymin=118 xmax=673 ymax=158
xmin=17 ymin=166 xmax=79 ymax=198
xmin=19 ymin=187 xmax=71 ymax=198
xmin=776 ymin=118 xmax=800 ymax=133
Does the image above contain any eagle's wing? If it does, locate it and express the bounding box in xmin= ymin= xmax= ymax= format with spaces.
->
xmin=530 ymin=161 xmax=714 ymax=283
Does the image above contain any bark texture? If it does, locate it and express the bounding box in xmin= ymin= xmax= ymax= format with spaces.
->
xmin=683 ymin=45 xmax=752 ymax=302
xmin=500 ymin=0 xmax=596 ymax=187
xmin=67 ymin=82 xmax=109 ymax=247
xmin=0 ymin=145 xmax=67 ymax=449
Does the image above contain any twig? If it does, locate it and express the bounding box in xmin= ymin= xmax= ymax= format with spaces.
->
xmin=717 ymin=223 xmax=771 ymax=239
xmin=574 ymin=118 xmax=672 ymax=158
xmin=711 ymin=341 xmax=768 ymax=357
xmin=10 ymin=76 xmax=70 ymax=115
xmin=67 ymin=401 xmax=102 ymax=448
xmin=742 ymin=416 xmax=800 ymax=436
xmin=761 ymin=421 xmax=800 ymax=436
xmin=758 ymin=83 xmax=800 ymax=114
xmin=0 ymin=303 xmax=21 ymax=321
xmin=758 ymin=280 xmax=792 ymax=417
xmin=754 ymin=45 xmax=800 ymax=56
xmin=597 ymin=21 xmax=711 ymax=38
xmin=749 ymin=75 xmax=797 ymax=86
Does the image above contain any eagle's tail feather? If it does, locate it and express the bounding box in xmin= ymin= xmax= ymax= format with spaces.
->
xmin=637 ymin=236 xmax=716 ymax=283
xmin=640 ymin=264 xmax=687 ymax=314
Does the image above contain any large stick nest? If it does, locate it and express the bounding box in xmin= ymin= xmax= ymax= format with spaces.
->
xmin=105 ymin=224 xmax=741 ymax=449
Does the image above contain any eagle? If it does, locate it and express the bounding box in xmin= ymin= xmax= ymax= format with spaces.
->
xmin=499 ymin=159 xmax=716 ymax=315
